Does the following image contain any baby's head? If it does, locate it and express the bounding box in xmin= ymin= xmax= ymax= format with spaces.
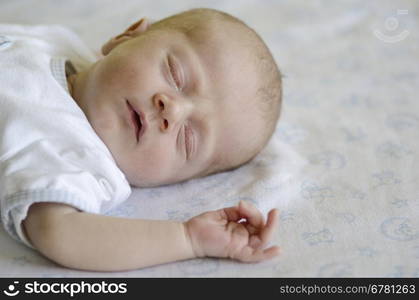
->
xmin=69 ymin=8 xmax=282 ymax=187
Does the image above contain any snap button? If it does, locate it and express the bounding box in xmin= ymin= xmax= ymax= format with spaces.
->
xmin=0 ymin=36 xmax=12 ymax=50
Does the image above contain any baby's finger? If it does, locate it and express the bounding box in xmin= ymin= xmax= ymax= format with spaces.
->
xmin=222 ymin=206 xmax=242 ymax=222
xmin=258 ymin=208 xmax=279 ymax=248
xmin=237 ymin=245 xmax=280 ymax=263
xmin=238 ymin=200 xmax=265 ymax=229
xmin=258 ymin=245 xmax=280 ymax=262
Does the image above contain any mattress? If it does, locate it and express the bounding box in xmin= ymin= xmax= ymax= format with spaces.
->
xmin=0 ymin=0 xmax=418 ymax=277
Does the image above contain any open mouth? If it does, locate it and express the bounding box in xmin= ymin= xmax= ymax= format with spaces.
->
xmin=126 ymin=100 xmax=144 ymax=142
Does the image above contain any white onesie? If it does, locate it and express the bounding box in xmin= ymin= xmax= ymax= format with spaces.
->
xmin=0 ymin=24 xmax=131 ymax=248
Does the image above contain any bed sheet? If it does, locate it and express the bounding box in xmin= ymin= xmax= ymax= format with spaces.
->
xmin=0 ymin=0 xmax=418 ymax=277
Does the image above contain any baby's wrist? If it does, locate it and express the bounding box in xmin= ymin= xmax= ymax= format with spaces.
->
xmin=182 ymin=221 xmax=204 ymax=259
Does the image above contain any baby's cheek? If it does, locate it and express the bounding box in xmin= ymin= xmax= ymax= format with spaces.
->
xmin=140 ymin=146 xmax=172 ymax=170
xmin=97 ymin=56 xmax=132 ymax=88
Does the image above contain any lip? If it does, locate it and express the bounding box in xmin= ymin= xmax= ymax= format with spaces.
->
xmin=126 ymin=99 xmax=146 ymax=143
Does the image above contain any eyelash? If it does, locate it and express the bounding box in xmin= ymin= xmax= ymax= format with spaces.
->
xmin=168 ymin=56 xmax=182 ymax=91
xmin=184 ymin=124 xmax=193 ymax=159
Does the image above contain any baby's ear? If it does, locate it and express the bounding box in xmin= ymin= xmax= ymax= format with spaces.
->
xmin=101 ymin=18 xmax=151 ymax=56
xmin=122 ymin=18 xmax=151 ymax=35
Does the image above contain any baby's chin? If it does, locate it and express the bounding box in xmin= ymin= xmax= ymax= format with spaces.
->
xmin=126 ymin=172 xmax=196 ymax=188
xmin=125 ymin=172 xmax=174 ymax=188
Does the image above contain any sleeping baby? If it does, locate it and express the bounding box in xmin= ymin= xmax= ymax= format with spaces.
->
xmin=0 ymin=8 xmax=282 ymax=271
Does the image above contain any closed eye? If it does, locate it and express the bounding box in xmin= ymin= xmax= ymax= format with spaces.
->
xmin=184 ymin=124 xmax=194 ymax=160
xmin=168 ymin=55 xmax=183 ymax=91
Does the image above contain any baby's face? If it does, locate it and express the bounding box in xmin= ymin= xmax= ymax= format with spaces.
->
xmin=74 ymin=23 xmax=262 ymax=187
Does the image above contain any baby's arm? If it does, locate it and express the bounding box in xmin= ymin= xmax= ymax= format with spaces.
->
xmin=23 ymin=202 xmax=195 ymax=271
xmin=23 ymin=200 xmax=279 ymax=271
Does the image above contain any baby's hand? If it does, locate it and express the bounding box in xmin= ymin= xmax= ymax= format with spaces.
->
xmin=184 ymin=200 xmax=280 ymax=262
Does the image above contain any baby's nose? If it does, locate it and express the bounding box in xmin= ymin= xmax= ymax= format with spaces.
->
xmin=152 ymin=93 xmax=184 ymax=131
